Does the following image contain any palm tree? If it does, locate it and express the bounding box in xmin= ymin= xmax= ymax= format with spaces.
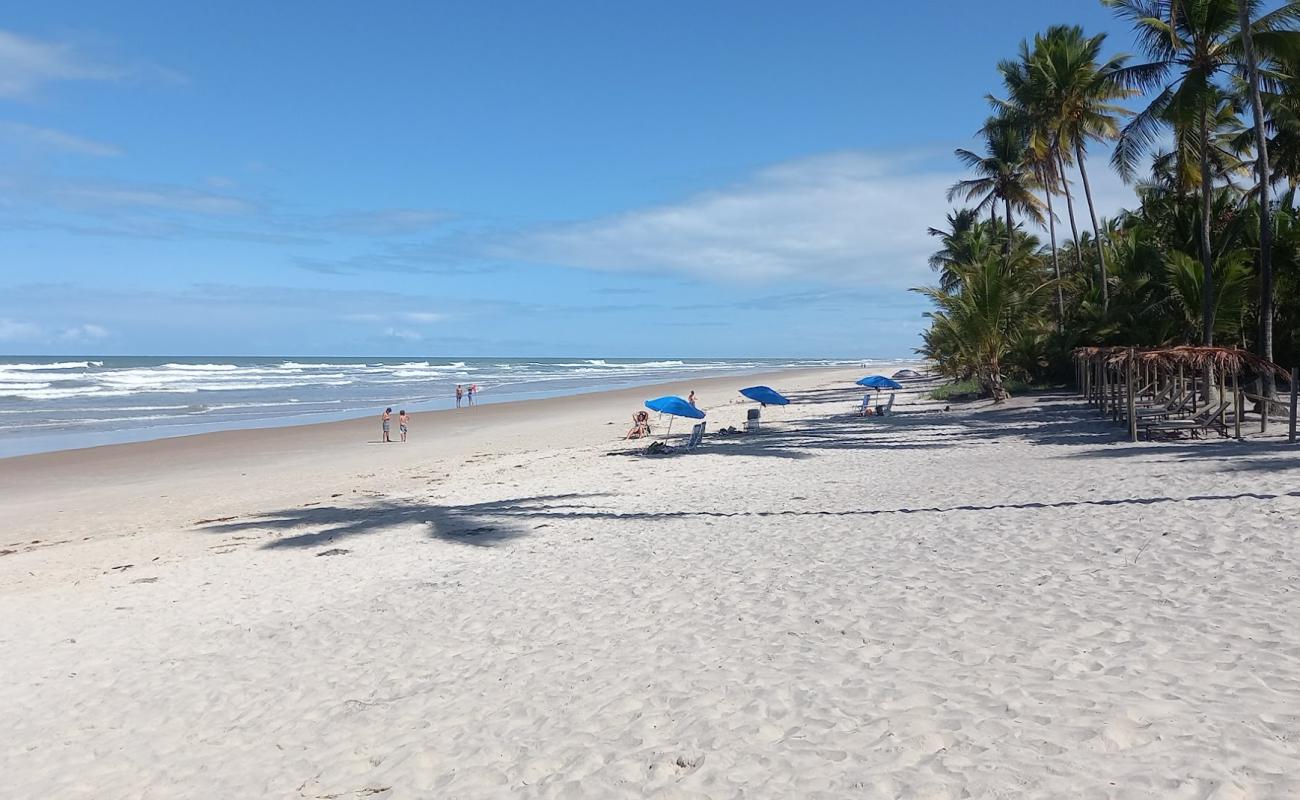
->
xmin=991 ymin=48 xmax=1070 ymax=324
xmin=1235 ymin=1 xmax=1300 ymax=391
xmin=1031 ymin=25 xmax=1134 ymax=314
xmin=914 ymin=248 xmax=1052 ymax=402
xmin=947 ymin=117 xmax=1045 ymax=268
xmin=927 ymin=208 xmax=984 ymax=292
xmin=1105 ymin=0 xmax=1298 ymax=345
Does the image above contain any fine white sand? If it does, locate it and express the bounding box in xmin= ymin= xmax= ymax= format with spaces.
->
xmin=3 ymin=366 xmax=1299 ymax=798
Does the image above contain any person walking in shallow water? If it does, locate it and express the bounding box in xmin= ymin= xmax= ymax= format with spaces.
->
xmin=381 ymin=407 xmax=393 ymax=443
xmin=468 ymin=384 xmax=477 ymax=406
xmin=455 ymin=384 xmax=463 ymax=408
xmin=398 ymin=409 xmax=409 ymax=442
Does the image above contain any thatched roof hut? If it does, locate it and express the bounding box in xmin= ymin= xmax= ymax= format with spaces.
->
xmin=1072 ymin=346 xmax=1289 ymax=378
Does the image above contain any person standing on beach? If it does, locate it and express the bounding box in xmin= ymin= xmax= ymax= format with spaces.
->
xmin=455 ymin=384 xmax=463 ymax=408
xmin=468 ymin=384 xmax=477 ymax=406
xmin=398 ymin=409 xmax=409 ymax=442
xmin=381 ymin=407 xmax=393 ymax=443
xmin=688 ymin=390 xmax=697 ymax=407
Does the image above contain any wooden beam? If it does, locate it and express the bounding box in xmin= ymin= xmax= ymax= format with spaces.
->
xmin=1128 ymin=351 xmax=1138 ymax=442
xmin=1232 ymin=369 xmax=1242 ymax=440
xmin=1290 ymin=367 xmax=1298 ymax=444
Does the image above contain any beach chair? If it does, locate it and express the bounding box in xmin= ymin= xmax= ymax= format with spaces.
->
xmin=1141 ymin=401 xmax=1230 ymax=441
xmin=877 ymin=393 xmax=897 ymax=417
xmin=857 ymin=393 xmax=873 ymax=416
xmin=685 ymin=422 xmax=706 ymax=449
xmin=1131 ymin=388 xmax=1193 ymax=422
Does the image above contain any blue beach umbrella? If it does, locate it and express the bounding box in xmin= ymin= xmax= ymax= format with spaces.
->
xmin=856 ymin=375 xmax=903 ymax=390
xmin=645 ymin=395 xmax=705 ymax=436
xmin=739 ymin=385 xmax=790 ymax=407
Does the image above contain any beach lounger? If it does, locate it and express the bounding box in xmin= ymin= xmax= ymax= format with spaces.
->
xmin=1131 ymin=389 xmax=1193 ymax=421
xmin=686 ymin=422 xmax=706 ymax=449
xmin=1141 ymin=401 xmax=1230 ymax=441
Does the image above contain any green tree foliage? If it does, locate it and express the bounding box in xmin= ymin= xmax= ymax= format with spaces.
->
xmin=915 ymin=5 xmax=1300 ymax=398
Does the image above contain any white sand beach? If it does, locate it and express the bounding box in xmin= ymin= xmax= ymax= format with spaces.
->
xmin=3 ymin=366 xmax=1299 ymax=798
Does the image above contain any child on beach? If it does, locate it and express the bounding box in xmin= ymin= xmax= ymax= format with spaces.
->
xmin=455 ymin=384 xmax=463 ymax=408
xmin=399 ymin=410 xmax=409 ymax=442
xmin=381 ymin=407 xmax=392 ymax=443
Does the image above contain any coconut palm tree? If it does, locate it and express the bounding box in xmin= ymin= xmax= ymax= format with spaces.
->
xmin=1029 ymin=25 xmax=1134 ymax=315
xmin=947 ymin=117 xmax=1045 ymax=268
xmin=1105 ymin=0 xmax=1299 ymax=345
xmin=991 ymin=48 xmax=1070 ymax=323
xmin=913 ymin=248 xmax=1052 ymax=402
xmin=927 ymin=208 xmax=984 ymax=292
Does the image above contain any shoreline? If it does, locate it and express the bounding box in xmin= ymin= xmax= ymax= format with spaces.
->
xmin=0 ymin=359 xmax=885 ymax=460
xmin=0 ymin=363 xmax=866 ymax=470
xmin=0 ymin=365 xmax=873 ymax=585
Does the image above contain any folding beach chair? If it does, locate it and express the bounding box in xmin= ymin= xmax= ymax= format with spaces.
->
xmin=685 ymin=422 xmax=707 ymax=449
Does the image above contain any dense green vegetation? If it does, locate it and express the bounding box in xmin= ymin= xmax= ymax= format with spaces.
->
xmin=915 ymin=0 xmax=1300 ymax=401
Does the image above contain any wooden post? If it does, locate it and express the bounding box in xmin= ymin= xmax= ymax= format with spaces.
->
xmin=1290 ymin=367 xmax=1298 ymax=444
xmin=1218 ymin=369 xmax=1227 ymax=430
xmin=1232 ymin=369 xmax=1242 ymax=440
xmin=1128 ymin=352 xmax=1138 ymax=442
xmin=1114 ymin=366 xmax=1122 ymax=423
xmin=1261 ymin=376 xmax=1268 ymax=434
xmin=1099 ymin=362 xmax=1107 ymax=416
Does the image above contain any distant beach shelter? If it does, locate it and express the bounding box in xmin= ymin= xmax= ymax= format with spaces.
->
xmin=645 ymin=395 xmax=705 ymax=436
xmin=739 ymin=386 xmax=790 ymax=407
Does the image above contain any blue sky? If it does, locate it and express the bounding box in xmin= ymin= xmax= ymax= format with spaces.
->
xmin=1 ymin=1 xmax=1142 ymax=358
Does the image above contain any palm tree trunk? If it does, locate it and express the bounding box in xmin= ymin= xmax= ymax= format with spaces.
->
xmin=1004 ymin=196 xmax=1014 ymax=268
xmin=1238 ymin=0 xmax=1275 ymax=395
xmin=1056 ymin=148 xmax=1084 ymax=271
xmin=1075 ymin=142 xmax=1109 ymax=314
xmin=1198 ymin=103 xmax=1216 ymax=346
xmin=1043 ymin=169 xmax=1065 ymax=327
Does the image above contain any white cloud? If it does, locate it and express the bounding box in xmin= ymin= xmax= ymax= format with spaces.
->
xmin=60 ymin=323 xmax=109 ymax=341
xmin=0 ymin=30 xmax=122 ymax=98
xmin=384 ymin=327 xmax=424 ymax=341
xmin=305 ymin=209 xmax=453 ymax=236
xmin=0 ymin=318 xmax=42 ymax=341
xmin=0 ymin=318 xmax=107 ymax=343
xmin=490 ymin=151 xmax=956 ymax=287
xmin=0 ymin=121 xmax=122 ymax=157
xmin=0 ymin=29 xmax=184 ymax=99
xmin=483 ymin=149 xmax=1142 ymax=288
xmin=47 ymin=182 xmax=254 ymax=216
xmin=342 ymin=311 xmax=446 ymax=324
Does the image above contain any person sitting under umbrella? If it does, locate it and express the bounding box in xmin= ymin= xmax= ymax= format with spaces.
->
xmin=625 ymin=409 xmax=652 ymax=439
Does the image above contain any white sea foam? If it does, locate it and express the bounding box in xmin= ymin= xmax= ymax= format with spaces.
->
xmin=0 ymin=361 xmax=97 ymax=371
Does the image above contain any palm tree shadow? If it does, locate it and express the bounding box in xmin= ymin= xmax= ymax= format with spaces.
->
xmin=198 ymin=493 xmax=610 ymax=550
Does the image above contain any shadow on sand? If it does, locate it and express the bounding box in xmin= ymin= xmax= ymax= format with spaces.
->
xmin=198 ymin=493 xmax=611 ymax=550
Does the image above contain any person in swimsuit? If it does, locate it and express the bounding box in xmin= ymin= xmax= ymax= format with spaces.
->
xmin=455 ymin=384 xmax=463 ymax=408
xmin=468 ymin=384 xmax=477 ymax=406
xmin=625 ymin=410 xmax=651 ymax=439
xmin=688 ymin=391 xmax=697 ymax=407
xmin=382 ymin=407 xmax=392 ymax=443
xmin=399 ymin=410 xmax=409 ymax=442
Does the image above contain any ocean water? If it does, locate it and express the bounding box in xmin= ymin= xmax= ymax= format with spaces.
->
xmin=0 ymin=356 xmax=891 ymax=457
